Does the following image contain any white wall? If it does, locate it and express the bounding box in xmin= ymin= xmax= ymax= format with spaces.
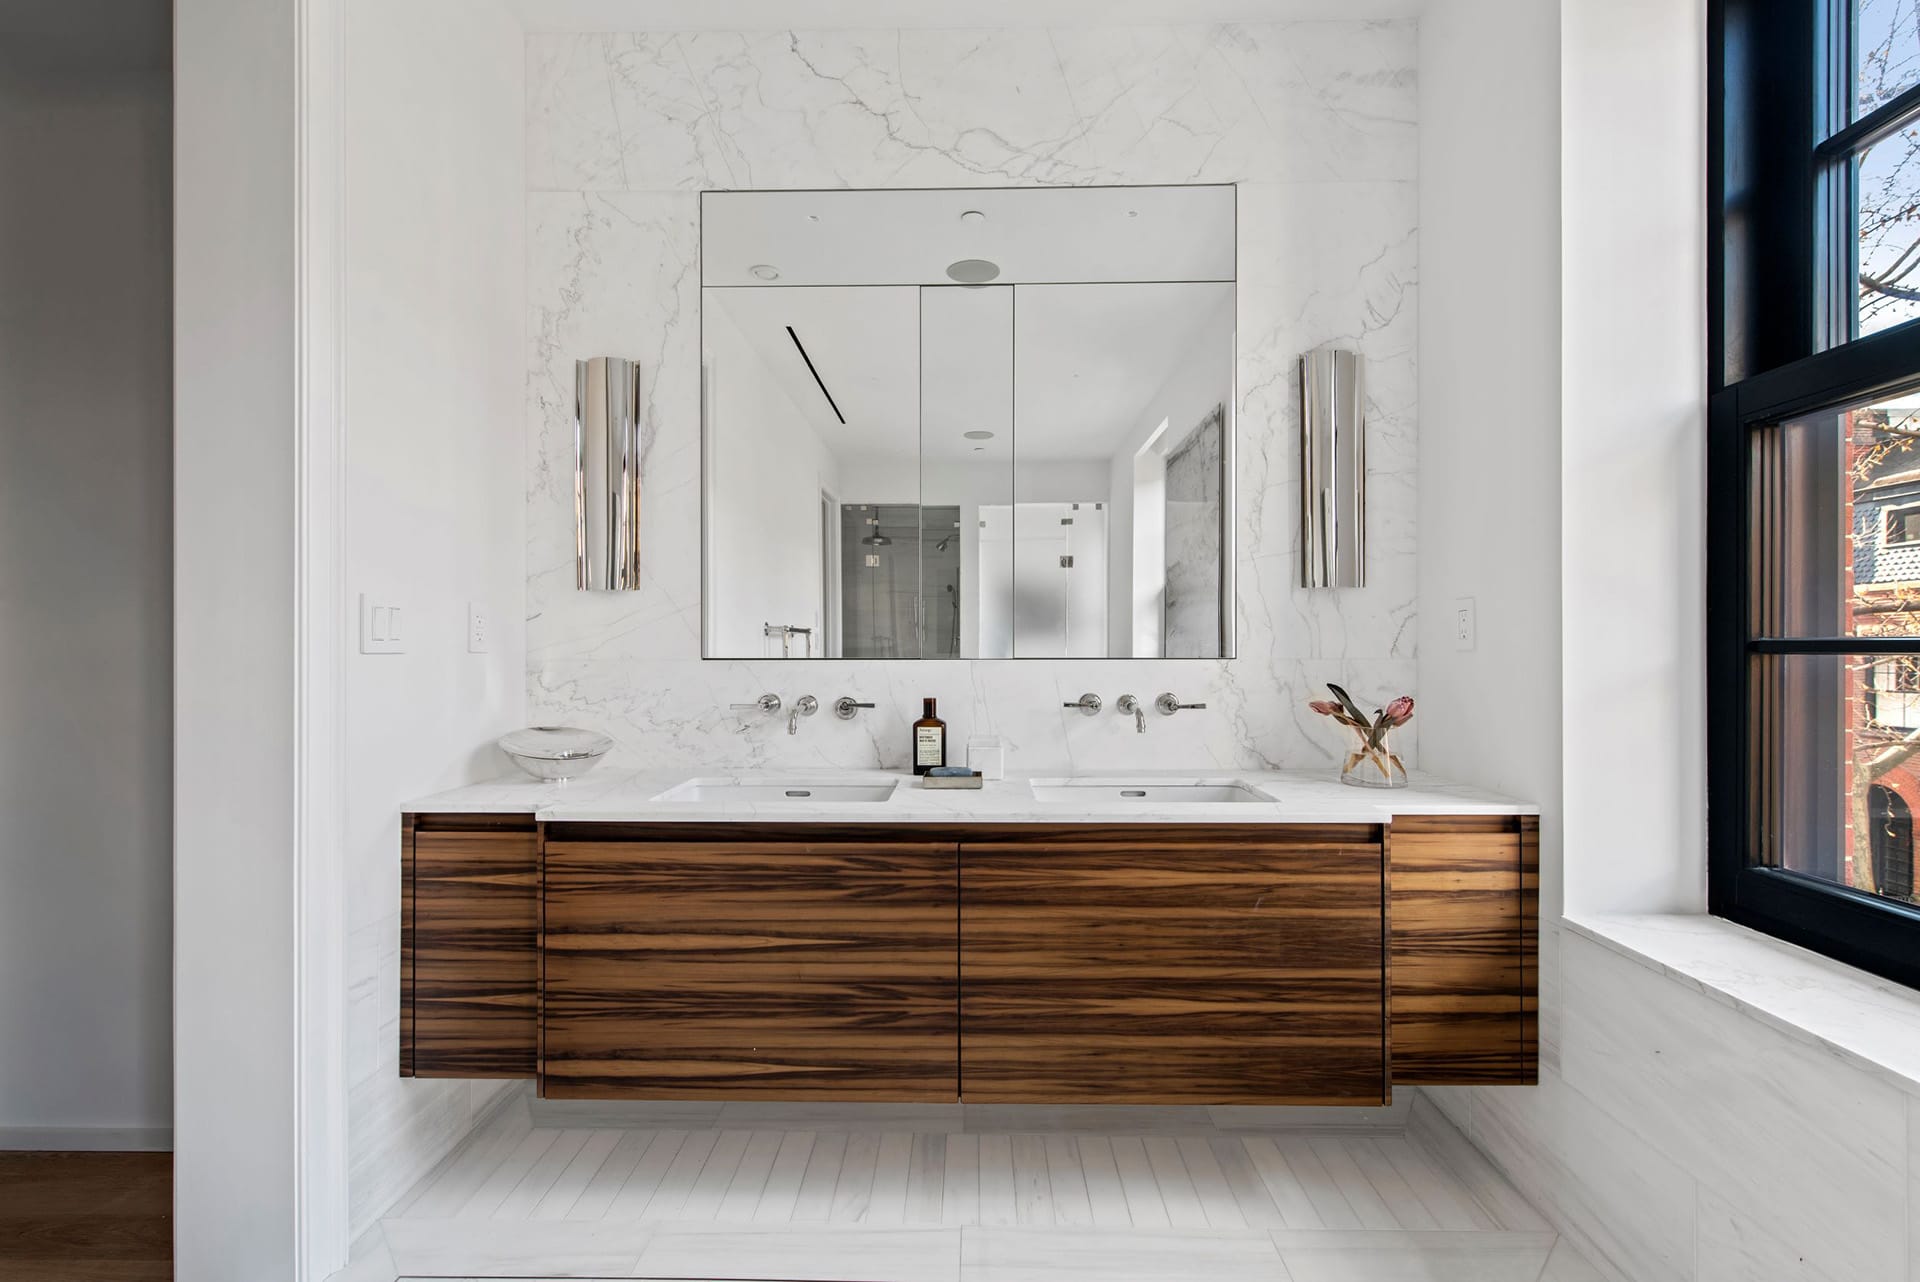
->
xmin=175 ymin=0 xmax=302 ymax=1274
xmin=340 ymin=0 xmax=528 ymax=1238
xmin=1415 ymin=0 xmax=1562 ymax=914
xmin=1559 ymin=0 xmax=1707 ymax=916
xmin=525 ymin=22 xmax=1421 ymax=774
xmin=0 ymin=34 xmax=172 ymax=1148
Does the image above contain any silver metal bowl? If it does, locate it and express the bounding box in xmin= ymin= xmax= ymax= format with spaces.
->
xmin=497 ymin=726 xmax=614 ymax=781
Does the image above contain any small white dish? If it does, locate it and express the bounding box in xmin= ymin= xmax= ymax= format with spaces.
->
xmin=498 ymin=726 xmax=614 ymax=781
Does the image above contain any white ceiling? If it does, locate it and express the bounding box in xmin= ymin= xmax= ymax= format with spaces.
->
xmin=707 ymin=281 xmax=1232 ymax=470
xmin=505 ymin=0 xmax=1424 ymax=32
xmin=703 ymin=186 xmax=1234 ymax=288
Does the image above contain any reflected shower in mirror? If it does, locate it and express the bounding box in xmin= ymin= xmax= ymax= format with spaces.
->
xmin=701 ymin=184 xmax=1234 ymax=659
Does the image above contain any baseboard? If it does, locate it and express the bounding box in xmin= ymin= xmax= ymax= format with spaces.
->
xmin=0 ymin=1126 xmax=173 ymax=1152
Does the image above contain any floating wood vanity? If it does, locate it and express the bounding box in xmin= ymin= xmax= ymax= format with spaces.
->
xmin=400 ymin=778 xmax=1536 ymax=1106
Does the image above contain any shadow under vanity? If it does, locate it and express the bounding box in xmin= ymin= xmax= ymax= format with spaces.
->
xmin=398 ymin=801 xmax=1536 ymax=1105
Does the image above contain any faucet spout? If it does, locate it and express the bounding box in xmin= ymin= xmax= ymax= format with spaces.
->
xmin=788 ymin=694 xmax=819 ymax=735
xmin=1117 ymin=695 xmax=1146 ymax=733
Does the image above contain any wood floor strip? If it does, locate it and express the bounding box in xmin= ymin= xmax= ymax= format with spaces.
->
xmin=717 ymin=1130 xmax=784 ymax=1223
xmin=1376 ymin=1135 xmax=1497 ymax=1230
xmin=637 ymin=1129 xmax=719 ymax=1223
xmin=1241 ymin=1136 xmax=1323 ymax=1231
xmin=1108 ymin=1136 xmax=1171 ymax=1229
xmin=905 ymin=1133 xmax=947 ymax=1224
xmin=1206 ymin=1136 xmax=1287 ymax=1229
xmin=407 ymin=1116 xmax=536 ymax=1219
xmin=868 ymin=1130 xmax=914 ymax=1225
xmin=1143 ymin=1136 xmax=1208 ymax=1229
xmin=679 ymin=1130 xmax=752 ymax=1222
xmin=1348 ymin=1137 xmax=1440 ymax=1230
xmin=977 ymin=1133 xmax=1017 ymax=1227
xmin=1010 ymin=1134 xmax=1053 ymax=1227
xmin=753 ymin=1131 xmax=817 ymax=1224
xmin=1042 ymin=1136 xmax=1094 ymax=1228
xmin=601 ymin=1129 xmax=688 ymax=1222
xmin=458 ymin=1129 xmax=559 ymax=1220
xmin=829 ymin=1131 xmax=882 ymax=1223
xmin=1075 ymin=1135 xmax=1131 ymax=1229
xmin=1174 ymin=1135 xmax=1248 ymax=1231
xmin=1273 ymin=1135 xmax=1361 ymax=1230
xmin=530 ymin=1129 xmax=620 ymax=1221
xmin=792 ymin=1131 xmax=847 ymax=1223
xmin=1307 ymin=1135 xmax=1400 ymax=1230
xmin=564 ymin=1129 xmax=653 ymax=1222
xmin=941 ymin=1132 xmax=981 ymax=1226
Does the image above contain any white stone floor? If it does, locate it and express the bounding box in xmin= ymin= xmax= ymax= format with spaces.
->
xmin=338 ymin=1090 xmax=1606 ymax=1281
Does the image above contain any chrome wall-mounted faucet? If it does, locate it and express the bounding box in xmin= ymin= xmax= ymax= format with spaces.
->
xmin=788 ymin=694 xmax=819 ymax=735
xmin=834 ymin=696 xmax=875 ymax=720
xmin=730 ymin=693 xmax=782 ymax=717
xmin=1116 ymin=695 xmax=1146 ymax=733
xmin=1062 ymin=692 xmax=1103 ymax=716
xmin=1156 ymin=692 xmax=1207 ymax=716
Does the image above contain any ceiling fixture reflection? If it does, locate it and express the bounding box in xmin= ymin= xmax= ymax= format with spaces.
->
xmin=750 ymin=264 xmax=780 ymax=280
xmin=960 ymin=210 xmax=987 ymax=224
xmin=946 ymin=258 xmax=1001 ymax=284
xmin=963 ymin=430 xmax=996 ymax=440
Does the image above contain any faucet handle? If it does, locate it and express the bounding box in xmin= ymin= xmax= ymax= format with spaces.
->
xmin=1063 ymin=692 xmax=1103 ymax=716
xmin=1155 ymin=692 xmax=1207 ymax=716
xmin=834 ymin=696 xmax=876 ymax=720
xmin=731 ymin=693 xmax=782 ymax=715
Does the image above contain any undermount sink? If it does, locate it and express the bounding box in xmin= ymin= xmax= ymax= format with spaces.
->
xmin=1027 ymin=780 xmax=1277 ymax=804
xmin=653 ymin=779 xmax=900 ymax=804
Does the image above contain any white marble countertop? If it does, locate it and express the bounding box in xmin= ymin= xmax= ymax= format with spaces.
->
xmin=402 ymin=767 xmax=1534 ymax=825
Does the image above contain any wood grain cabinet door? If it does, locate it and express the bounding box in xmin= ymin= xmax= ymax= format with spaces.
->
xmin=406 ymin=818 xmax=539 ymax=1078
xmin=959 ymin=825 xmax=1387 ymax=1105
xmin=541 ymin=835 xmax=960 ymax=1100
xmin=1387 ymin=815 xmax=1538 ymax=1084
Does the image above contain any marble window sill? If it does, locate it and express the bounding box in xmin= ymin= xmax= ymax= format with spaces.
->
xmin=1566 ymin=912 xmax=1920 ymax=1099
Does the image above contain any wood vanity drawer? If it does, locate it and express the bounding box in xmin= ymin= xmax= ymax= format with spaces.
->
xmin=403 ymin=816 xmax=539 ymax=1079
xmin=540 ymin=835 xmax=960 ymax=1101
xmin=959 ymin=824 xmax=1388 ymax=1105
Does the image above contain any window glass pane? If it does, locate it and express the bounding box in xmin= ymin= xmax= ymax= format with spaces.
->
xmin=1858 ymin=0 xmax=1920 ymax=119
xmin=1754 ymin=651 xmax=1920 ymax=907
xmin=1755 ymin=390 xmax=1920 ymax=637
xmin=1857 ymin=125 xmax=1920 ymax=337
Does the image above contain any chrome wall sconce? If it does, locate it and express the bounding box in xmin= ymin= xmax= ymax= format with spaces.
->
xmin=575 ymin=356 xmax=642 ymax=591
xmin=1299 ymin=348 xmax=1366 ymax=589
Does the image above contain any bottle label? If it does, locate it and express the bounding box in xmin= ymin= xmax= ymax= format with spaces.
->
xmin=915 ymin=726 xmax=943 ymax=766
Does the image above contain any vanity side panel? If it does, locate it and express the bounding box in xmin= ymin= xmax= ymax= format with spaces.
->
xmin=542 ymin=836 xmax=960 ymax=1101
xmin=400 ymin=814 xmax=415 ymax=1077
xmin=407 ymin=814 xmax=540 ymax=1078
xmin=1387 ymin=814 xmax=1535 ymax=1084
xmin=960 ymin=824 xmax=1388 ymax=1106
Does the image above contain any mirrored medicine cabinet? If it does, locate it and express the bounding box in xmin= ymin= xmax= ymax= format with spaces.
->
xmin=701 ymin=184 xmax=1235 ymax=660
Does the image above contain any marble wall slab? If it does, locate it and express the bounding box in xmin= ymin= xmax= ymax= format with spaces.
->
xmin=523 ymin=23 xmax=1419 ymax=770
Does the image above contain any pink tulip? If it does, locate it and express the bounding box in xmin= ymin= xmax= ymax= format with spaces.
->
xmin=1383 ymin=695 xmax=1415 ymax=726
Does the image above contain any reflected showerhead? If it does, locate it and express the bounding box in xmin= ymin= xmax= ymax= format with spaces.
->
xmin=933 ymin=534 xmax=953 ymax=552
xmin=861 ymin=533 xmax=892 ymax=547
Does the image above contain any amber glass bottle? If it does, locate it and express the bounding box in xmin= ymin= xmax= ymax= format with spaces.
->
xmin=912 ymin=697 xmax=946 ymax=775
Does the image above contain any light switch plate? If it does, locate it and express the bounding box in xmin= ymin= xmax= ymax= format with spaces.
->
xmin=359 ymin=592 xmax=404 ymax=655
xmin=1453 ymin=596 xmax=1477 ymax=652
xmin=467 ymin=601 xmax=490 ymax=654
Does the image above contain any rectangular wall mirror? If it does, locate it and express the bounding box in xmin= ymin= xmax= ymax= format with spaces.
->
xmin=701 ymin=184 xmax=1235 ymax=659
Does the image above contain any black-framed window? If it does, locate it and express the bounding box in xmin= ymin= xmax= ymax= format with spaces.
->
xmin=1711 ymin=0 xmax=1920 ymax=988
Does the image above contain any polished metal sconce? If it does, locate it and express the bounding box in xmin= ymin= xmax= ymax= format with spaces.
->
xmin=1299 ymin=348 xmax=1366 ymax=589
xmin=575 ymin=356 xmax=642 ymax=591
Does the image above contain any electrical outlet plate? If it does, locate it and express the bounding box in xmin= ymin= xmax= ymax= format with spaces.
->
xmin=359 ymin=593 xmax=404 ymax=655
xmin=467 ymin=601 xmax=490 ymax=654
xmin=1453 ymin=596 xmax=1477 ymax=652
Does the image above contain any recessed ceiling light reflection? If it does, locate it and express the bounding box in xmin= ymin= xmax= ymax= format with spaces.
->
xmin=749 ymin=264 xmax=780 ymax=281
xmin=964 ymin=430 xmax=996 ymax=440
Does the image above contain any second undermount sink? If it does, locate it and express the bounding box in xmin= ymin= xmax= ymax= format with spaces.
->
xmin=653 ymin=779 xmax=900 ymax=804
xmin=1027 ymin=780 xmax=1277 ymax=804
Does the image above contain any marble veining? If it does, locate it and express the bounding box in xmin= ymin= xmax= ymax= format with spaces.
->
xmin=522 ymin=21 xmax=1419 ymax=777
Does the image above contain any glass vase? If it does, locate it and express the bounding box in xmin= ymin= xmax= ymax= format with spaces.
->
xmin=1340 ymin=727 xmax=1408 ymax=788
